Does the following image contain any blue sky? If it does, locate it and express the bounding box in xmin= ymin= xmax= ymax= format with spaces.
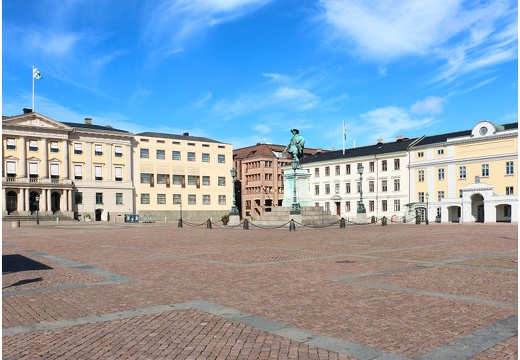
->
xmin=3 ymin=0 xmax=518 ymax=150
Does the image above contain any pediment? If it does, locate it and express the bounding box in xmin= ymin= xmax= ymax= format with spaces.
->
xmin=2 ymin=112 xmax=73 ymax=131
xmin=27 ymin=156 xmax=41 ymax=162
xmin=48 ymin=157 xmax=62 ymax=163
xmin=4 ymin=155 xmax=19 ymax=161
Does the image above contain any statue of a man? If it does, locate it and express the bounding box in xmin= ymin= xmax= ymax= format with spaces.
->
xmin=284 ymin=129 xmax=305 ymax=161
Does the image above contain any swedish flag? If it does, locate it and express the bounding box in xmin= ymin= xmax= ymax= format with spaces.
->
xmin=33 ymin=68 xmax=41 ymax=79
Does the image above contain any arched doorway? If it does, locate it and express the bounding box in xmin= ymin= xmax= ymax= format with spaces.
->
xmin=29 ymin=191 xmax=39 ymax=213
xmin=471 ymin=194 xmax=484 ymax=222
xmin=95 ymin=208 xmax=103 ymax=221
xmin=51 ymin=192 xmax=60 ymax=213
xmin=6 ymin=191 xmax=17 ymax=214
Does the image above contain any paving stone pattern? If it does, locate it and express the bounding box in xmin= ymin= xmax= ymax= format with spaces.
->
xmin=2 ymin=222 xmax=518 ymax=359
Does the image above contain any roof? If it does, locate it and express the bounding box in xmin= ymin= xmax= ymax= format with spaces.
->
xmin=61 ymin=121 xmax=131 ymax=134
xmin=136 ymin=132 xmax=225 ymax=144
xmin=300 ymin=137 xmax=418 ymax=164
xmin=233 ymin=143 xmax=326 ymax=161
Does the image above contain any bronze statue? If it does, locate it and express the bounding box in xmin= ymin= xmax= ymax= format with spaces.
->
xmin=284 ymin=129 xmax=305 ymax=161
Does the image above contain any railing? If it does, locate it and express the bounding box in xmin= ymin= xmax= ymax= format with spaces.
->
xmin=2 ymin=177 xmax=73 ymax=185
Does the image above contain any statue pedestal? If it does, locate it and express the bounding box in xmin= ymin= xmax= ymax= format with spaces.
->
xmin=282 ymin=169 xmax=312 ymax=207
xmin=356 ymin=212 xmax=367 ymax=224
xmin=228 ymin=214 xmax=240 ymax=226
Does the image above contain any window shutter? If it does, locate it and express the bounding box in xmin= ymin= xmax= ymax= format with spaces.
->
xmin=6 ymin=161 xmax=16 ymax=174
xmin=95 ymin=144 xmax=102 ymax=152
xmin=29 ymin=163 xmax=39 ymax=175
xmin=6 ymin=138 xmax=15 ymax=146
xmin=50 ymin=141 xmax=59 ymax=149
xmin=50 ymin=164 xmax=59 ymax=176
xmin=74 ymin=143 xmax=82 ymax=150
xmin=74 ymin=165 xmax=82 ymax=176
xmin=95 ymin=166 xmax=103 ymax=177
xmin=115 ymin=146 xmax=122 ymax=154
xmin=29 ymin=140 xmax=38 ymax=147
xmin=115 ymin=167 xmax=123 ymax=178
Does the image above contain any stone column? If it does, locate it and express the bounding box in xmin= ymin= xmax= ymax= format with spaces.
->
xmin=3 ymin=188 xmax=7 ymax=213
xmin=67 ymin=189 xmax=72 ymax=211
xmin=106 ymin=143 xmax=112 ymax=180
xmin=47 ymin=189 xmax=52 ymax=213
xmin=85 ymin=142 xmax=92 ymax=180
xmin=42 ymin=189 xmax=48 ymax=212
xmin=20 ymin=136 xmax=26 ymax=177
xmin=63 ymin=139 xmax=70 ymax=179
xmin=24 ymin=189 xmax=29 ymax=213
xmin=42 ymin=138 xmax=48 ymax=178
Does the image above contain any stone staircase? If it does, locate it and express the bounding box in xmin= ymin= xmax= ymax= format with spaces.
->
xmin=3 ymin=212 xmax=76 ymax=222
xmin=251 ymin=206 xmax=340 ymax=227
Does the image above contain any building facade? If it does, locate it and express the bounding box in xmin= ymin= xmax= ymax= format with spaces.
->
xmin=134 ymin=132 xmax=233 ymax=221
xmin=409 ymin=121 xmax=518 ymax=223
xmin=2 ymin=111 xmax=134 ymax=221
xmin=301 ymin=136 xmax=420 ymax=222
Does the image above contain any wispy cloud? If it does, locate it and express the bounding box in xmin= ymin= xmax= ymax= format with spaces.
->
xmin=410 ymin=96 xmax=447 ymax=115
xmin=194 ymin=92 xmax=213 ymax=107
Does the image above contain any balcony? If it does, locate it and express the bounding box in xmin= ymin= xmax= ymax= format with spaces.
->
xmin=2 ymin=176 xmax=74 ymax=186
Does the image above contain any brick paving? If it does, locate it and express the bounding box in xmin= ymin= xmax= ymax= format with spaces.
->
xmin=2 ymin=221 xmax=518 ymax=359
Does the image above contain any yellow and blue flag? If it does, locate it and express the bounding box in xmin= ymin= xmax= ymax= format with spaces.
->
xmin=33 ymin=68 xmax=41 ymax=79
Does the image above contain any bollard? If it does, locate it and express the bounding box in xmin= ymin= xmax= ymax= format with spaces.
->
xmin=289 ymin=219 xmax=296 ymax=232
xmin=178 ymin=219 xmax=183 ymax=228
xmin=243 ymin=219 xmax=249 ymax=230
xmin=207 ymin=219 xmax=212 ymax=229
xmin=415 ymin=215 xmax=421 ymax=225
xmin=11 ymin=221 xmax=20 ymax=228
xmin=340 ymin=217 xmax=346 ymax=228
xmin=56 ymin=217 xmax=60 ymax=225
xmin=371 ymin=216 xmax=375 ymax=223
xmin=382 ymin=216 xmax=387 ymax=226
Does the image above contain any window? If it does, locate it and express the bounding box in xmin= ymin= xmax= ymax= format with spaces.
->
xmin=218 ymin=177 xmax=226 ymax=186
xmin=116 ymin=193 xmax=123 ymax=205
xmin=202 ymin=176 xmax=210 ymax=186
xmin=459 ymin=166 xmax=466 ymax=179
xmin=369 ymin=162 xmax=374 ymax=172
xmin=141 ymin=194 xmax=150 ymax=204
xmin=188 ymin=175 xmax=198 ymax=186
xmin=437 ymin=208 xmax=442 ymax=217
xmin=438 ymin=191 xmax=444 ymax=202
xmin=157 ymin=194 xmax=166 ymax=204
xmin=141 ymin=173 xmax=151 ymax=183
xmin=219 ymin=195 xmax=226 ymax=205
xmin=188 ymin=152 xmax=196 ymax=161
xmin=74 ymin=165 xmax=83 ymax=180
xmin=394 ymin=200 xmax=400 ymax=211
xmin=314 ymin=168 xmax=320 ymax=177
xmin=157 ymin=174 xmax=168 ymax=184
xmin=140 ymin=148 xmax=149 ymax=158
xmin=325 ymin=167 xmax=330 ymax=176
xmin=74 ymin=143 xmax=83 ymax=154
xmin=438 ymin=168 xmax=445 ymax=180
xmin=345 ymin=164 xmax=351 ymax=174
xmin=6 ymin=138 xmax=15 ymax=150
xmin=115 ymin=166 xmax=123 ymax=181
xmin=345 ymin=201 xmax=350 ymax=212
xmin=335 ymin=183 xmax=340 ymax=194
xmin=382 ymin=200 xmax=387 ymax=212
xmin=369 ymin=201 xmax=374 ymax=212
xmin=173 ymin=194 xmax=182 ymax=204
xmin=325 ymin=202 xmax=330 ymax=212
xmin=172 ymin=175 xmax=184 ymax=186
xmin=95 ymin=144 xmax=103 ymax=156
xmin=438 ymin=149 xmax=444 ymax=155
xmin=418 ymin=192 xmax=425 ymax=203
xmin=29 ymin=140 xmax=38 ymax=151
xmin=157 ymin=140 xmax=165 ymax=143
xmin=156 ymin=149 xmax=165 ymax=160
xmin=394 ymin=179 xmax=400 ymax=191
xmin=381 ymin=180 xmax=387 ymax=192
xmin=506 ymin=161 xmax=514 ymax=175
xmin=203 ymin=195 xmax=211 ymax=205
xmin=382 ymin=160 xmax=387 ymax=171
xmin=188 ymin=195 xmax=196 ymax=205
xmin=506 ymin=186 xmax=514 ymax=195
xmin=315 ymin=185 xmax=320 ymax=195
xmin=418 ymin=170 xmax=424 ymax=182
xmin=75 ymin=192 xmax=83 ymax=205
xmin=96 ymin=192 xmax=103 ymax=204
xmin=482 ymin=164 xmax=489 ymax=177
xmin=202 ymin=153 xmax=210 ymax=162
xmin=188 ymin=142 xmax=195 ymax=146
xmin=460 ymin=190 xmax=463 ymax=198
xmin=417 ymin=152 xmax=424 ymax=158
xmin=218 ymin=154 xmax=225 ymax=163
xmin=172 ymin=141 xmax=180 ymax=145
xmin=6 ymin=161 xmax=16 ymax=176
xmin=95 ymin=166 xmax=103 ymax=181
xmin=29 ymin=163 xmax=39 ymax=179
xmin=202 ymin=144 xmax=210 ymax=147
xmin=504 ymin=205 xmax=511 ymax=217
xmin=115 ymin=146 xmax=123 ymax=157
xmin=50 ymin=164 xmax=60 ymax=180
xmin=369 ymin=181 xmax=374 ymax=192
xmin=345 ymin=183 xmax=351 ymax=193
xmin=50 ymin=141 xmax=59 ymax=153
xmin=394 ymin=159 xmax=400 ymax=170
xmin=325 ymin=184 xmax=330 ymax=194
xmin=335 ymin=165 xmax=340 ymax=175
xmin=172 ymin=151 xmax=181 ymax=160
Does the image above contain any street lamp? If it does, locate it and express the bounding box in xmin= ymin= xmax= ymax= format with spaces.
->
xmin=290 ymin=159 xmax=301 ymax=215
xmin=357 ymin=163 xmax=366 ymax=214
xmin=230 ymin=167 xmax=239 ymax=216
xmin=425 ymin=192 xmax=429 ymax=225
xmin=35 ymin=195 xmax=40 ymax=225
xmin=178 ymin=200 xmax=183 ymax=228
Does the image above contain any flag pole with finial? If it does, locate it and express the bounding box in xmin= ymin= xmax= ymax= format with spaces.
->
xmin=32 ymin=66 xmax=41 ymax=112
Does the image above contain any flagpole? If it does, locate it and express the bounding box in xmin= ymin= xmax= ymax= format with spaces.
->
xmin=32 ymin=65 xmax=35 ymax=112
xmin=342 ymin=120 xmax=345 ymax=155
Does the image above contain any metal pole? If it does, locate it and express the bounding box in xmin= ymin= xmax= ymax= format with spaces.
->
xmin=36 ymin=196 xmax=39 ymax=225
xmin=178 ymin=201 xmax=183 ymax=228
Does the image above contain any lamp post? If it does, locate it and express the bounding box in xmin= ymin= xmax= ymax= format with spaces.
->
xmin=35 ymin=195 xmax=40 ymax=225
xmin=425 ymin=192 xmax=429 ymax=225
xmin=178 ymin=200 xmax=183 ymax=227
xmin=357 ymin=164 xmax=366 ymax=214
xmin=230 ymin=167 xmax=239 ymax=216
xmin=290 ymin=159 xmax=301 ymax=215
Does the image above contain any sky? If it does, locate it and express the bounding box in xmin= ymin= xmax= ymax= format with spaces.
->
xmin=2 ymin=0 xmax=518 ymax=150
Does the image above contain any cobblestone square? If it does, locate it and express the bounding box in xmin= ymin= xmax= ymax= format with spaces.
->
xmin=2 ymin=222 xmax=517 ymax=359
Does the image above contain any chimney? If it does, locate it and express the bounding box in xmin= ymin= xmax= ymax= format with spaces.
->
xmin=377 ymin=139 xmax=383 ymax=144
xmin=396 ymin=135 xmax=404 ymax=141
xmin=183 ymin=132 xmax=189 ymax=136
xmin=85 ymin=118 xmax=92 ymax=125
xmin=23 ymin=108 xmax=33 ymax=114
xmin=316 ymin=148 xmax=322 ymax=154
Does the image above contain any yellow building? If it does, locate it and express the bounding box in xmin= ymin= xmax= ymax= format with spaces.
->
xmin=2 ymin=110 xmax=134 ymax=221
xmin=409 ymin=121 xmax=518 ymax=223
xmin=134 ymin=132 xmax=233 ymax=221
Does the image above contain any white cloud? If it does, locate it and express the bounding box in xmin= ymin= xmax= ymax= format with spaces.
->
xmin=274 ymin=87 xmax=320 ymax=109
xmin=253 ymin=124 xmax=271 ymax=134
xmin=262 ymin=73 xmax=291 ymax=82
xmin=194 ymin=92 xmax=213 ymax=107
xmin=410 ymin=96 xmax=447 ymax=115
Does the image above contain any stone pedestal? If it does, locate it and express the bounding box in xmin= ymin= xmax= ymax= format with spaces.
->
xmin=228 ymin=214 xmax=240 ymax=226
xmin=282 ymin=169 xmax=312 ymax=207
xmin=356 ymin=212 xmax=367 ymax=224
